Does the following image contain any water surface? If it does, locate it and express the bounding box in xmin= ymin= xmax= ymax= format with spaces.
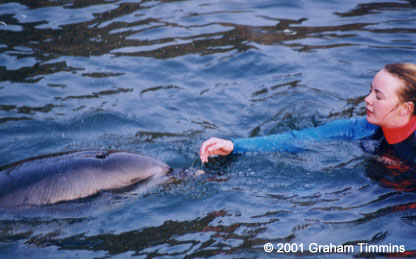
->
xmin=1 ymin=0 xmax=416 ymax=258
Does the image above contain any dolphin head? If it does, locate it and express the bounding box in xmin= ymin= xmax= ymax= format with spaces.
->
xmin=99 ymin=151 xmax=172 ymax=185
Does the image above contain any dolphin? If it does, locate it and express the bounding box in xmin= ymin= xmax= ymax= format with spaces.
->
xmin=0 ymin=150 xmax=200 ymax=208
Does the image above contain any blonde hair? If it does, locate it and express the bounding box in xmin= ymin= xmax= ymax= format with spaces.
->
xmin=384 ymin=63 xmax=416 ymax=114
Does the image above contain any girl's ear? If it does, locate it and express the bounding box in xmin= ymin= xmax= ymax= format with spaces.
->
xmin=400 ymin=101 xmax=414 ymax=116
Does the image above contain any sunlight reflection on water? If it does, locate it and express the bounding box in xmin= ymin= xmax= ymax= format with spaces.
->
xmin=1 ymin=0 xmax=416 ymax=258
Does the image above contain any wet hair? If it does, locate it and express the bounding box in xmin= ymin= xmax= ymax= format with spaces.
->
xmin=384 ymin=63 xmax=416 ymax=115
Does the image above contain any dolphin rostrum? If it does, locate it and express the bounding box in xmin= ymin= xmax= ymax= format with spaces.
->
xmin=0 ymin=150 xmax=198 ymax=208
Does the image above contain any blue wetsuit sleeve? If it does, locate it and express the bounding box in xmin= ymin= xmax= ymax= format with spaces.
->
xmin=231 ymin=117 xmax=379 ymax=153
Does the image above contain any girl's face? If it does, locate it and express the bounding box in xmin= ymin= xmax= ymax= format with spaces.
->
xmin=364 ymin=69 xmax=407 ymax=128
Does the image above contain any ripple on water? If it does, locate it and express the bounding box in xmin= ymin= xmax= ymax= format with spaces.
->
xmin=1 ymin=0 xmax=416 ymax=258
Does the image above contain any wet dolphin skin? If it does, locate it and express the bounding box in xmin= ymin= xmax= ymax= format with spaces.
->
xmin=0 ymin=150 xmax=171 ymax=207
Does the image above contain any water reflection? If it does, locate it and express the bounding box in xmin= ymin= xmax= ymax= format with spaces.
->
xmin=367 ymin=159 xmax=416 ymax=192
xmin=335 ymin=1 xmax=416 ymax=17
xmin=55 ymin=87 xmax=132 ymax=100
xmin=1 ymin=0 xmax=416 ymax=257
xmin=0 ymin=103 xmax=59 ymax=114
xmin=1 ymin=0 xmax=415 ymax=84
xmin=22 ymin=210 xmax=290 ymax=257
xmin=5 ymin=187 xmax=414 ymax=257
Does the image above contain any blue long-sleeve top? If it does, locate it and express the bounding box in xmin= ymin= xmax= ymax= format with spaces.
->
xmin=231 ymin=116 xmax=416 ymax=163
xmin=230 ymin=117 xmax=416 ymax=191
xmin=231 ymin=117 xmax=379 ymax=154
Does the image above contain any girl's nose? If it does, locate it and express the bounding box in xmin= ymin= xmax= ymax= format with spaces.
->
xmin=364 ymin=93 xmax=372 ymax=105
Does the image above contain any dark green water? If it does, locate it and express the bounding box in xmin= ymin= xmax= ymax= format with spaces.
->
xmin=0 ymin=0 xmax=415 ymax=258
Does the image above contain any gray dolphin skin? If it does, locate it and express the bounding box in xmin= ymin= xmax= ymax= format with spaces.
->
xmin=0 ymin=150 xmax=171 ymax=208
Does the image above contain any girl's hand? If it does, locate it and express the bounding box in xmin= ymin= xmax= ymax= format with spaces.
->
xmin=199 ymin=137 xmax=234 ymax=163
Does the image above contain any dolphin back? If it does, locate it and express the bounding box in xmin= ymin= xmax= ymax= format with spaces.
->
xmin=0 ymin=150 xmax=171 ymax=207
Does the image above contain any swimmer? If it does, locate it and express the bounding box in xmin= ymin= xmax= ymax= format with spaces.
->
xmin=200 ymin=63 xmax=416 ymax=164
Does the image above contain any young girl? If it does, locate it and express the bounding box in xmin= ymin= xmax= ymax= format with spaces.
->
xmin=200 ymin=63 xmax=416 ymax=164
